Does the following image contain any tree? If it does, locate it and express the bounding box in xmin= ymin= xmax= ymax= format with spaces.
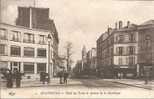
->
xmin=64 ymin=41 xmax=73 ymax=71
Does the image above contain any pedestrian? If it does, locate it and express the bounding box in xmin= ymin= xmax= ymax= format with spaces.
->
xmin=6 ymin=70 xmax=13 ymax=88
xmin=42 ymin=72 xmax=46 ymax=84
xmin=14 ymin=70 xmax=22 ymax=88
xmin=63 ymin=70 xmax=69 ymax=84
xmin=59 ymin=70 xmax=64 ymax=84
xmin=118 ymin=73 xmax=120 ymax=79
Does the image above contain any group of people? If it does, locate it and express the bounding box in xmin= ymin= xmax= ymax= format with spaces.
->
xmin=3 ymin=69 xmax=22 ymax=88
xmin=58 ymin=69 xmax=69 ymax=84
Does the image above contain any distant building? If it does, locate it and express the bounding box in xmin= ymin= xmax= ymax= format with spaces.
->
xmin=0 ymin=23 xmax=53 ymax=80
xmin=81 ymin=45 xmax=87 ymax=71
xmin=73 ymin=60 xmax=82 ymax=76
xmin=86 ymin=48 xmax=97 ymax=75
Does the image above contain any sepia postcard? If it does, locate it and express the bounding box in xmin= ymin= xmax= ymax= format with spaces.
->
xmin=0 ymin=0 xmax=154 ymax=98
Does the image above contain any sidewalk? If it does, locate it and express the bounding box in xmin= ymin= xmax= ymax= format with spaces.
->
xmin=0 ymin=78 xmax=82 ymax=88
xmin=0 ymin=78 xmax=61 ymax=88
xmin=104 ymin=79 xmax=154 ymax=90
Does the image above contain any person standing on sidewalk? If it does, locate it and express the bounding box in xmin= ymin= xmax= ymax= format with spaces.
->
xmin=58 ymin=69 xmax=64 ymax=84
xmin=14 ymin=70 xmax=22 ymax=88
xmin=6 ymin=70 xmax=13 ymax=88
xmin=63 ymin=70 xmax=69 ymax=84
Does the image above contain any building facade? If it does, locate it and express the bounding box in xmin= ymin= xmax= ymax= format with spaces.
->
xmin=0 ymin=23 xmax=53 ymax=80
xmin=15 ymin=6 xmax=59 ymax=77
xmin=97 ymin=21 xmax=138 ymax=78
xmin=137 ymin=20 xmax=154 ymax=78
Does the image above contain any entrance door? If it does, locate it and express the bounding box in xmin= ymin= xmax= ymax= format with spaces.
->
xmin=11 ymin=62 xmax=20 ymax=72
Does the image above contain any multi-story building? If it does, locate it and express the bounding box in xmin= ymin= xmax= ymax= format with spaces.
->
xmin=16 ymin=6 xmax=59 ymax=76
xmin=97 ymin=21 xmax=138 ymax=78
xmin=0 ymin=23 xmax=53 ymax=80
xmin=137 ymin=20 xmax=154 ymax=78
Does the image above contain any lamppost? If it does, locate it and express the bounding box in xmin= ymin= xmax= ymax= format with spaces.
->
xmin=47 ymin=34 xmax=52 ymax=82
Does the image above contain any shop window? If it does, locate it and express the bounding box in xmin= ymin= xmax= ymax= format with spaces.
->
xmin=23 ymin=62 xmax=34 ymax=73
xmin=37 ymin=63 xmax=46 ymax=73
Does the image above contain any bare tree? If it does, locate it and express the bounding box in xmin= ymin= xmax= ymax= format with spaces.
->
xmin=64 ymin=41 xmax=73 ymax=71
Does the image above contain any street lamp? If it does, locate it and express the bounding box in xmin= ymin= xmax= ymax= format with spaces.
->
xmin=47 ymin=34 xmax=52 ymax=82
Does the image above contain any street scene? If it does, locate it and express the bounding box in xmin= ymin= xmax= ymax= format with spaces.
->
xmin=0 ymin=0 xmax=154 ymax=98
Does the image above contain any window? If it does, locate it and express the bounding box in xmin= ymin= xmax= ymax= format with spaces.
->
xmin=129 ymin=33 xmax=135 ymax=42
xmin=10 ymin=31 xmax=21 ymax=42
xmin=116 ymin=35 xmax=124 ymax=42
xmin=23 ymin=33 xmax=35 ymax=43
xmin=145 ymin=35 xmax=151 ymax=48
xmin=37 ymin=48 xmax=46 ymax=57
xmin=116 ymin=47 xmax=123 ymax=55
xmin=128 ymin=46 xmax=135 ymax=55
xmin=11 ymin=46 xmax=21 ymax=56
xmin=129 ymin=56 xmax=135 ymax=65
xmin=23 ymin=62 xmax=34 ymax=73
xmin=0 ymin=44 xmax=7 ymax=55
xmin=39 ymin=35 xmax=46 ymax=44
xmin=37 ymin=63 xmax=46 ymax=73
xmin=10 ymin=62 xmax=20 ymax=71
xmin=0 ymin=28 xmax=7 ymax=40
xmin=24 ymin=47 xmax=34 ymax=57
xmin=118 ymin=57 xmax=122 ymax=65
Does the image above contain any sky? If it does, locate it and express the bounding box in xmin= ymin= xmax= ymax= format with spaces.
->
xmin=1 ymin=0 xmax=154 ymax=66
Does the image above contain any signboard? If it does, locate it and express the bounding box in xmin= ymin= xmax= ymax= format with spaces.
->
xmin=144 ymin=66 xmax=152 ymax=71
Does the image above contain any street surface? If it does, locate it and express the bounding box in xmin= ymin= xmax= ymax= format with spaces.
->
xmin=0 ymin=78 xmax=154 ymax=98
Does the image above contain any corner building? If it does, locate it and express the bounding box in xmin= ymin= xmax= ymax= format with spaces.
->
xmin=0 ymin=23 xmax=53 ymax=80
xmin=97 ymin=21 xmax=138 ymax=78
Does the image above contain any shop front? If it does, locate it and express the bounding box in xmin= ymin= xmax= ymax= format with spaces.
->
xmin=114 ymin=65 xmax=137 ymax=79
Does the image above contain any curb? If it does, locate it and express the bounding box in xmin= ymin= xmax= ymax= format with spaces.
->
xmin=112 ymin=81 xmax=152 ymax=90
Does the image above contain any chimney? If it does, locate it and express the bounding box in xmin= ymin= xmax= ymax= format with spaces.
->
xmin=127 ymin=21 xmax=130 ymax=28
xmin=108 ymin=27 xmax=112 ymax=33
xmin=115 ymin=22 xmax=118 ymax=29
xmin=119 ymin=21 xmax=123 ymax=29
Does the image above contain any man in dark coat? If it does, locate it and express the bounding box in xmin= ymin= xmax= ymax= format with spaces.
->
xmin=14 ymin=70 xmax=22 ymax=88
xmin=59 ymin=70 xmax=64 ymax=84
xmin=63 ymin=70 xmax=69 ymax=84
xmin=6 ymin=70 xmax=13 ymax=88
xmin=40 ymin=72 xmax=46 ymax=84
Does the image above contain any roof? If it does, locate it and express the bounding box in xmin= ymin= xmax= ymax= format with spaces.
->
xmin=141 ymin=20 xmax=154 ymax=25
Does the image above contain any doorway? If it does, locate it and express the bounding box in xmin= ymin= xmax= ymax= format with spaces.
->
xmin=10 ymin=62 xmax=20 ymax=72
